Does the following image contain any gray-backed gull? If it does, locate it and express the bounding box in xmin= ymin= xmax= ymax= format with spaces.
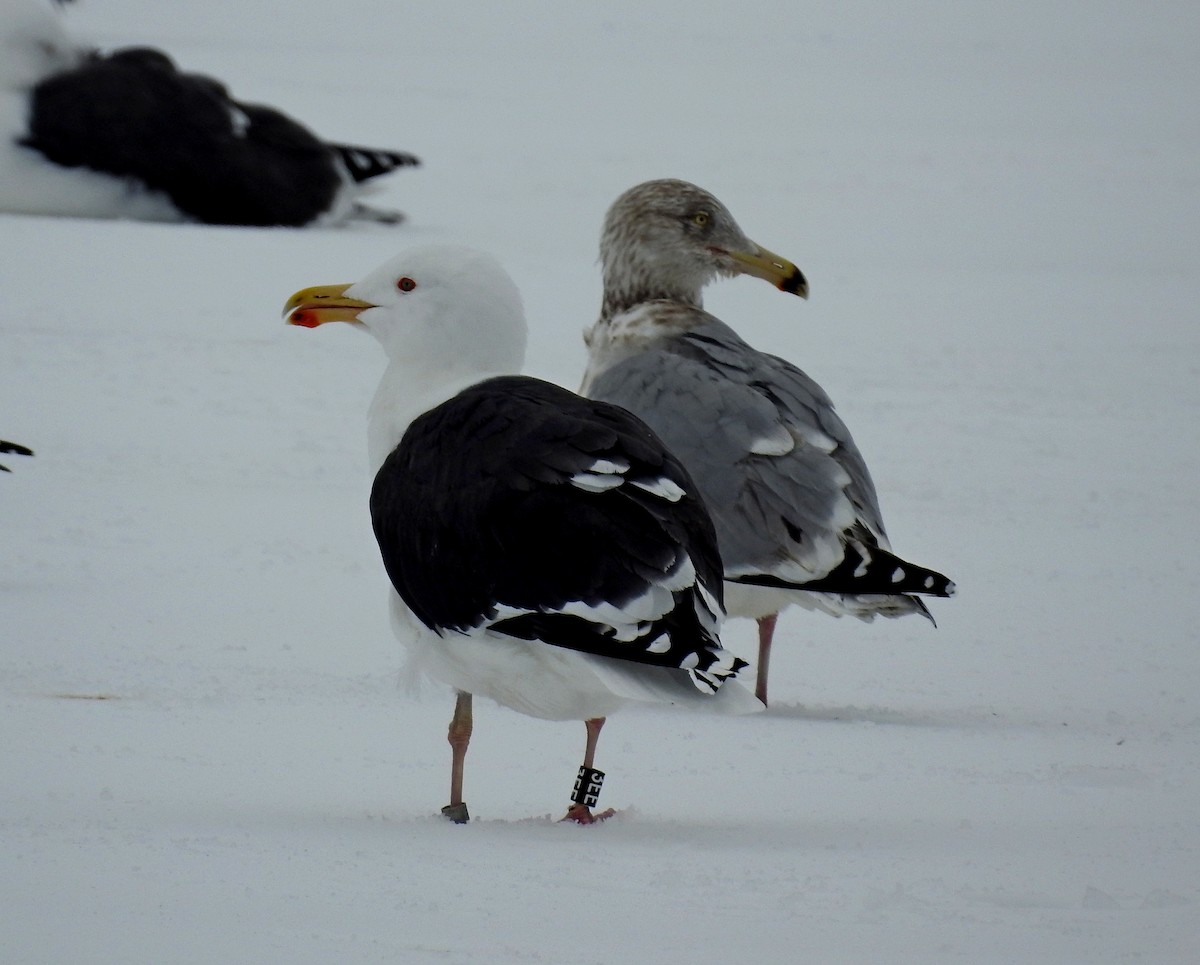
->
xmin=581 ymin=179 xmax=955 ymax=705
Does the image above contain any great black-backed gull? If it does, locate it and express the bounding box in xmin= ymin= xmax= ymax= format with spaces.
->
xmin=284 ymin=245 xmax=758 ymax=823
xmin=580 ymin=179 xmax=955 ymax=706
xmin=0 ymin=440 xmax=33 ymax=472
xmin=1 ymin=0 xmax=419 ymax=225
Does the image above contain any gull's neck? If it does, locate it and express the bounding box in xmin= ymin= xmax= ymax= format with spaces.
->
xmin=598 ymin=248 xmax=705 ymax=326
xmin=367 ymin=359 xmax=510 ymax=472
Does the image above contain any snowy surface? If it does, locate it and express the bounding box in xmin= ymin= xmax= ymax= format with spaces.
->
xmin=2 ymin=1 xmax=1198 ymax=962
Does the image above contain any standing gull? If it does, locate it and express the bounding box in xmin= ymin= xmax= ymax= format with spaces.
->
xmin=582 ymin=179 xmax=955 ymax=706
xmin=284 ymin=245 xmax=758 ymax=823
xmin=1 ymin=0 xmax=419 ymax=225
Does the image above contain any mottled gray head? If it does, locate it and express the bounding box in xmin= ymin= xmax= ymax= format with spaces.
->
xmin=599 ymin=179 xmax=807 ymax=320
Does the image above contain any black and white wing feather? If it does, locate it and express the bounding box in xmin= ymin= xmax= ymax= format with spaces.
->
xmin=370 ymin=375 xmax=744 ymax=693
xmin=331 ymin=144 xmax=420 ymax=184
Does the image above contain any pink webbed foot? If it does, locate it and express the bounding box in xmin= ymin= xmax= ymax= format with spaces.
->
xmin=560 ymin=804 xmax=617 ymax=825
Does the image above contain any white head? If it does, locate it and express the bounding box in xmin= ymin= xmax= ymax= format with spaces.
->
xmin=0 ymin=0 xmax=79 ymax=91
xmin=284 ymin=245 xmax=529 ymax=466
xmin=284 ymin=244 xmax=527 ymax=377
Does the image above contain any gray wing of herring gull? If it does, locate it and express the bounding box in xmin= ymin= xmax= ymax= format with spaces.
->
xmin=584 ymin=313 xmax=933 ymax=616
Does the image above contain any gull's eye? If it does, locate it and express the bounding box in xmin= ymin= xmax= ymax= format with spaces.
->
xmin=691 ymin=211 xmax=710 ymax=227
xmin=396 ymin=277 xmax=417 ymax=292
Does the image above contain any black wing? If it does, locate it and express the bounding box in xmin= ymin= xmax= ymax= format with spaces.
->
xmin=370 ymin=376 xmax=743 ymax=688
xmin=0 ymin=440 xmax=33 ymax=473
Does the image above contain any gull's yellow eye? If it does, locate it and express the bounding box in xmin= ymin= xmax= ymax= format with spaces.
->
xmin=692 ymin=211 xmax=710 ymax=227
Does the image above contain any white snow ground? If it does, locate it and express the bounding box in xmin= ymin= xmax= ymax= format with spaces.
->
xmin=2 ymin=1 xmax=1197 ymax=962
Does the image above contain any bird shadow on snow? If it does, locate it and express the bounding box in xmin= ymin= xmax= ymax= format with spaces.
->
xmin=362 ymin=808 xmax=975 ymax=856
xmin=758 ymin=701 xmax=1017 ymax=730
xmin=370 ymin=808 xmax=825 ymax=851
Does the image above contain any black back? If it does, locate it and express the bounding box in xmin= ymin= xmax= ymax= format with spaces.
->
xmin=370 ymin=376 xmax=734 ymax=678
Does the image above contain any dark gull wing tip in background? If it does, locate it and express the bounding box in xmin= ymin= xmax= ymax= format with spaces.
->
xmin=0 ymin=440 xmax=34 ymax=472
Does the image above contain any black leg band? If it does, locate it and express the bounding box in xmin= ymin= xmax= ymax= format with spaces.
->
xmin=571 ymin=766 xmax=605 ymax=808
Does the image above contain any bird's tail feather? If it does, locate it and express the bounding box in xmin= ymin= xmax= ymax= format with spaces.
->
xmin=331 ymin=144 xmax=420 ymax=183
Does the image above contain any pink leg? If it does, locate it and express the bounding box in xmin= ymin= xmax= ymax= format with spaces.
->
xmin=756 ymin=613 xmax=778 ymax=707
xmin=562 ymin=717 xmax=617 ymax=824
xmin=441 ymin=691 xmax=472 ymax=823
xmin=582 ymin=716 xmax=604 ymax=769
